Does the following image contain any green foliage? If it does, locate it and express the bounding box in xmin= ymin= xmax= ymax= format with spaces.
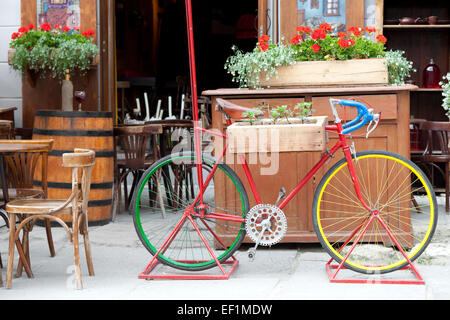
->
xmin=224 ymin=44 xmax=296 ymax=89
xmin=440 ymin=73 xmax=450 ymax=119
xmin=9 ymin=25 xmax=98 ymax=79
xmin=270 ymin=105 xmax=293 ymax=123
xmin=294 ymin=102 xmax=313 ymax=121
xmin=225 ymin=25 xmax=394 ymax=89
xmin=242 ymin=107 xmax=263 ymax=125
xmin=384 ymin=50 xmax=416 ymax=85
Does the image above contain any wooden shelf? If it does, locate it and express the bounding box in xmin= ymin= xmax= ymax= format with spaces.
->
xmin=415 ymin=88 xmax=444 ymax=92
xmin=383 ymin=24 xmax=450 ymax=29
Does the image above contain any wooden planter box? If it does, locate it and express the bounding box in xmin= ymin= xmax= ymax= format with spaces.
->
xmin=8 ymin=48 xmax=100 ymax=66
xmin=227 ymin=116 xmax=328 ymax=153
xmin=259 ymin=58 xmax=388 ymax=88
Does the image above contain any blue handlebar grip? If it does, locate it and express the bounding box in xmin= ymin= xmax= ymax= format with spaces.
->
xmin=337 ymin=100 xmax=371 ymax=134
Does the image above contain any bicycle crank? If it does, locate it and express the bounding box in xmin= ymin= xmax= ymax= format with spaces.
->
xmin=245 ymin=204 xmax=287 ymax=260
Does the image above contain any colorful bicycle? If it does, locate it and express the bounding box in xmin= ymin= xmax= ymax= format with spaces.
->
xmin=131 ymin=0 xmax=437 ymax=280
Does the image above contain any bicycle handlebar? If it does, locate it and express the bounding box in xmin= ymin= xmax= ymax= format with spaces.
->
xmin=329 ymin=99 xmax=380 ymax=135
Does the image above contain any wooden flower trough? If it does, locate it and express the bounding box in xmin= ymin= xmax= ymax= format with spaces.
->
xmin=259 ymin=58 xmax=388 ymax=88
xmin=226 ymin=116 xmax=328 ymax=153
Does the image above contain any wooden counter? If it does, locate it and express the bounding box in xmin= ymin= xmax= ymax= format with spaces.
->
xmin=202 ymin=85 xmax=417 ymax=243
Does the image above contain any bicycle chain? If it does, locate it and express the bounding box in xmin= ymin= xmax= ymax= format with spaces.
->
xmin=197 ymin=216 xmax=245 ymax=230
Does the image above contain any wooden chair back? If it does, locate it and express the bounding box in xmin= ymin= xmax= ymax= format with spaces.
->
xmin=420 ymin=121 xmax=450 ymax=157
xmin=62 ymin=149 xmax=96 ymax=215
xmin=114 ymin=125 xmax=163 ymax=170
xmin=0 ymin=139 xmax=53 ymax=195
xmin=0 ymin=120 xmax=14 ymax=139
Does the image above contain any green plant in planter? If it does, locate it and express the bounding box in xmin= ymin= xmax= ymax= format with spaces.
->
xmin=9 ymin=23 xmax=98 ymax=79
xmin=225 ymin=42 xmax=296 ymax=89
xmin=242 ymin=107 xmax=263 ymax=125
xmin=225 ymin=25 xmax=390 ymax=88
xmin=384 ymin=50 xmax=416 ymax=85
xmin=270 ymin=105 xmax=293 ymax=124
xmin=440 ymin=73 xmax=450 ymax=119
xmin=294 ymin=102 xmax=313 ymax=122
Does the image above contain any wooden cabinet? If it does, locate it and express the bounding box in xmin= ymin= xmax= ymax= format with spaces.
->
xmin=203 ymin=85 xmax=415 ymax=242
xmin=383 ymin=0 xmax=449 ymax=122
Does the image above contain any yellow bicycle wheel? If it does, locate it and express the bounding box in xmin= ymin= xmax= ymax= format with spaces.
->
xmin=313 ymin=150 xmax=438 ymax=274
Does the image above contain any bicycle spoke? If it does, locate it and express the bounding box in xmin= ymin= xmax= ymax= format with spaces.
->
xmin=314 ymin=152 xmax=437 ymax=274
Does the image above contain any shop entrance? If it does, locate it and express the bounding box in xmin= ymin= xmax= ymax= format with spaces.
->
xmin=113 ymin=0 xmax=258 ymax=123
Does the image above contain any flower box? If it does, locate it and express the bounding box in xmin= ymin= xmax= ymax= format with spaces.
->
xmin=226 ymin=116 xmax=328 ymax=154
xmin=259 ymin=58 xmax=388 ymax=88
xmin=7 ymin=49 xmax=100 ymax=67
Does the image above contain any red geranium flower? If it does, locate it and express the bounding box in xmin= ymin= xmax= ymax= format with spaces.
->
xmin=311 ymin=44 xmax=321 ymax=52
xmin=259 ymin=35 xmax=270 ymax=42
xmin=311 ymin=29 xmax=326 ymax=40
xmin=365 ymin=26 xmax=376 ymax=33
xmin=39 ymin=23 xmax=52 ymax=32
xmin=376 ymin=34 xmax=387 ymax=43
xmin=319 ymin=23 xmax=332 ymax=33
xmin=337 ymin=32 xmax=347 ymax=38
xmin=348 ymin=26 xmax=362 ymax=36
xmin=259 ymin=42 xmax=269 ymax=52
xmin=53 ymin=24 xmax=61 ymax=29
xmin=82 ymin=29 xmax=96 ymax=37
xmin=338 ymin=38 xmax=350 ymax=48
xmin=11 ymin=32 xmax=20 ymax=40
xmin=290 ymin=34 xmax=302 ymax=44
xmin=296 ymin=26 xmax=312 ymax=34
xmin=18 ymin=26 xmax=29 ymax=33
xmin=27 ymin=24 xmax=35 ymax=30
xmin=63 ymin=26 xmax=71 ymax=32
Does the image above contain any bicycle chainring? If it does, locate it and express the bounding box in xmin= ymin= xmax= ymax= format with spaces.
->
xmin=245 ymin=204 xmax=287 ymax=246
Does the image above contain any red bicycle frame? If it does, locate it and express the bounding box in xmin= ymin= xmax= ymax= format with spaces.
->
xmin=140 ymin=0 xmax=425 ymax=283
xmin=190 ymin=120 xmax=372 ymax=224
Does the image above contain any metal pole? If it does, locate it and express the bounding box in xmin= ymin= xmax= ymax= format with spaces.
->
xmin=185 ymin=0 xmax=204 ymax=205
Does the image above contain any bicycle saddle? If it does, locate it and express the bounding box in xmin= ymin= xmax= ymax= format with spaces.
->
xmin=215 ymin=98 xmax=263 ymax=118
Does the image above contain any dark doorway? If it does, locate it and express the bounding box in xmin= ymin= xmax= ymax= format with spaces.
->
xmin=115 ymin=0 xmax=258 ymax=121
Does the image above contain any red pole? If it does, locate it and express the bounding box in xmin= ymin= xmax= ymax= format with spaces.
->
xmin=185 ymin=0 xmax=204 ymax=204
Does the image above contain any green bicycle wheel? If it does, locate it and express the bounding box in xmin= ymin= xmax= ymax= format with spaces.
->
xmin=313 ymin=150 xmax=438 ymax=274
xmin=132 ymin=152 xmax=249 ymax=271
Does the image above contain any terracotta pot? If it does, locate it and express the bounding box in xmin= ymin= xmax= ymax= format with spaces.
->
xmin=399 ymin=17 xmax=415 ymax=25
xmin=428 ymin=16 xmax=438 ymax=25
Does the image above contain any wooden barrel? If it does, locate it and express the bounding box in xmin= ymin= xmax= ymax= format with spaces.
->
xmin=33 ymin=110 xmax=114 ymax=226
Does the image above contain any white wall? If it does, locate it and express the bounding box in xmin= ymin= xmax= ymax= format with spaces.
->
xmin=0 ymin=0 xmax=22 ymax=127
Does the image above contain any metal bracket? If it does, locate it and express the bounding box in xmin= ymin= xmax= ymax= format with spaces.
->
xmin=350 ymin=142 xmax=358 ymax=163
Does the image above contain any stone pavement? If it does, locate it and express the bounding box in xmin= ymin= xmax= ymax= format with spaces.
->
xmin=0 ymin=197 xmax=449 ymax=301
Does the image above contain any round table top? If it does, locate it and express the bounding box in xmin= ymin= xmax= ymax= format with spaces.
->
xmin=118 ymin=119 xmax=193 ymax=128
xmin=0 ymin=142 xmax=48 ymax=153
xmin=145 ymin=119 xmax=193 ymax=128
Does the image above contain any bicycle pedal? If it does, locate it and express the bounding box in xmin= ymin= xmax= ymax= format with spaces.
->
xmin=247 ymin=248 xmax=256 ymax=261
xmin=274 ymin=187 xmax=286 ymax=207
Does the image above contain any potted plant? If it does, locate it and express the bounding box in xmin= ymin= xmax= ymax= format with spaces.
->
xmin=441 ymin=73 xmax=450 ymax=119
xmin=8 ymin=23 xmax=99 ymax=87
xmin=225 ymin=24 xmax=413 ymax=89
xmin=227 ymin=102 xmax=327 ymax=153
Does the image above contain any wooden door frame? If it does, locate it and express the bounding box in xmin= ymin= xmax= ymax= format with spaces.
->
xmin=99 ymin=0 xmax=116 ymax=121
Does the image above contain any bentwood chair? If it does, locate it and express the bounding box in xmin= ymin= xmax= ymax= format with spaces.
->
xmin=0 ymin=120 xmax=14 ymax=139
xmin=5 ymin=149 xmax=96 ymax=289
xmin=113 ymin=125 xmax=162 ymax=216
xmin=0 ymin=139 xmax=55 ymax=277
xmin=411 ymin=121 xmax=450 ymax=212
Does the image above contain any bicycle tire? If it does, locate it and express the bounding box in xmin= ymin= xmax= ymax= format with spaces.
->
xmin=131 ymin=152 xmax=249 ymax=271
xmin=313 ymin=150 xmax=438 ymax=274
